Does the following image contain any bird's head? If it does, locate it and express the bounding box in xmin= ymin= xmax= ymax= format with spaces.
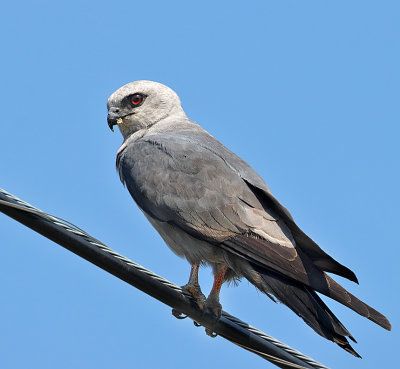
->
xmin=107 ymin=80 xmax=183 ymax=139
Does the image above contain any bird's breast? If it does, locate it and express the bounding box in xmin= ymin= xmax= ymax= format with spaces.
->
xmin=143 ymin=212 xmax=225 ymax=265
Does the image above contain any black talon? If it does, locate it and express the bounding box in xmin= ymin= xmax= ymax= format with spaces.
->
xmin=172 ymin=309 xmax=187 ymax=319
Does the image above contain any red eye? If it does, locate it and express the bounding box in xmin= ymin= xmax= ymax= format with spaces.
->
xmin=130 ymin=94 xmax=143 ymax=106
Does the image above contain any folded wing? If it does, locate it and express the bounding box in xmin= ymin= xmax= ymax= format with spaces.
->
xmin=118 ymin=129 xmax=391 ymax=338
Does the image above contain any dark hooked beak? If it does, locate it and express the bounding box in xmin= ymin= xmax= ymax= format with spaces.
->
xmin=107 ymin=108 xmax=135 ymax=132
xmin=107 ymin=113 xmax=120 ymax=132
xmin=107 ymin=108 xmax=121 ymax=132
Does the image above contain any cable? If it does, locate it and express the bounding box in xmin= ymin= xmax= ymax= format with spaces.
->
xmin=0 ymin=187 xmax=330 ymax=369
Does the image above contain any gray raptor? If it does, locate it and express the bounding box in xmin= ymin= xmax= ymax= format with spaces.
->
xmin=107 ymin=80 xmax=391 ymax=357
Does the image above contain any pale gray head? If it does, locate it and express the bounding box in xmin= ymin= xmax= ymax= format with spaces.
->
xmin=107 ymin=80 xmax=184 ymax=139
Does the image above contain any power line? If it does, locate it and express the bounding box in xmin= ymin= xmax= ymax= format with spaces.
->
xmin=0 ymin=187 xmax=329 ymax=369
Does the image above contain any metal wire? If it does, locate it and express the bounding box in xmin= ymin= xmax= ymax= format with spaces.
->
xmin=0 ymin=187 xmax=330 ymax=369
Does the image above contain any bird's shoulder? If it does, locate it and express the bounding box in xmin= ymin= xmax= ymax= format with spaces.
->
xmin=118 ymin=123 xmax=272 ymax=193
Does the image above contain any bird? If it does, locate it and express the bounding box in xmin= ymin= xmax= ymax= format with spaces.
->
xmin=107 ymin=80 xmax=391 ymax=357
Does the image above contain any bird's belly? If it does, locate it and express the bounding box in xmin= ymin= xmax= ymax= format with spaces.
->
xmin=143 ymin=213 xmax=225 ymax=265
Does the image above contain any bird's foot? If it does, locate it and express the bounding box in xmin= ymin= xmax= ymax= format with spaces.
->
xmin=172 ymin=283 xmax=222 ymax=338
xmin=171 ymin=282 xmax=206 ymax=320
xmin=203 ymin=295 xmax=222 ymax=337
xmin=182 ymin=282 xmax=207 ymax=309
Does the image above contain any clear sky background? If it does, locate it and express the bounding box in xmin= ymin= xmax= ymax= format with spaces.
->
xmin=0 ymin=1 xmax=398 ymax=368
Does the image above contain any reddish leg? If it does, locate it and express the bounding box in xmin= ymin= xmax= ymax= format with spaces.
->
xmin=184 ymin=263 xmax=201 ymax=293
xmin=182 ymin=262 xmax=206 ymax=305
xmin=172 ymin=262 xmax=206 ymax=319
xmin=203 ymin=264 xmax=228 ymax=336
xmin=204 ymin=264 xmax=228 ymax=319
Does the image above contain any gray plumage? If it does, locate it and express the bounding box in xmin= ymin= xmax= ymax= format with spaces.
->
xmin=107 ymin=80 xmax=391 ymax=357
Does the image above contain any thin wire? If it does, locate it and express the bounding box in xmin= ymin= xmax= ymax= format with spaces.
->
xmin=220 ymin=313 xmax=329 ymax=369
xmin=0 ymin=200 xmax=91 ymax=236
xmin=0 ymin=187 xmax=330 ymax=369
xmin=229 ymin=341 xmax=312 ymax=369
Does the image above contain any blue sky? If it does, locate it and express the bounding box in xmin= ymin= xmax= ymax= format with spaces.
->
xmin=0 ymin=1 xmax=398 ymax=368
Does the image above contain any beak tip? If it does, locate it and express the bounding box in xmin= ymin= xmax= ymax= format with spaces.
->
xmin=107 ymin=119 xmax=115 ymax=132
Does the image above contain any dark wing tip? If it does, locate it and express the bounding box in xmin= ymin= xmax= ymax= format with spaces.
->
xmin=344 ymin=268 xmax=359 ymax=284
xmin=333 ymin=335 xmax=362 ymax=358
xmin=313 ymin=258 xmax=359 ymax=284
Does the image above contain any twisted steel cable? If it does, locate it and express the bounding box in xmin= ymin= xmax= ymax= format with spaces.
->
xmin=0 ymin=187 xmax=329 ymax=369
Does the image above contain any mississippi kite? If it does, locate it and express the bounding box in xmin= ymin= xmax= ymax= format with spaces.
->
xmin=107 ymin=80 xmax=391 ymax=356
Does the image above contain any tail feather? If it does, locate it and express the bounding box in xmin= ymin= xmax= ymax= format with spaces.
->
xmin=223 ymin=234 xmax=391 ymax=331
xmin=244 ymin=265 xmax=361 ymax=357
xmin=323 ymin=275 xmax=391 ymax=331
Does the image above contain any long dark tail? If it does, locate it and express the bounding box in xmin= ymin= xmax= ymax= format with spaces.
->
xmin=243 ymin=265 xmax=361 ymax=357
xmin=322 ymin=274 xmax=391 ymax=331
xmin=223 ymin=235 xmax=391 ymax=332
